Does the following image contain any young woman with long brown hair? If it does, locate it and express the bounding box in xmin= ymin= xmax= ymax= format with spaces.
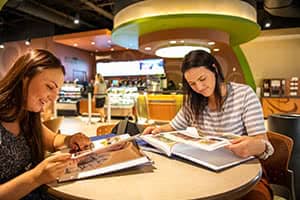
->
xmin=0 ymin=49 xmax=91 ymax=199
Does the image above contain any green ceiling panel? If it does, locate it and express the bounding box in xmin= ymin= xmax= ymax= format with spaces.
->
xmin=0 ymin=0 xmax=7 ymax=11
xmin=112 ymin=14 xmax=261 ymax=49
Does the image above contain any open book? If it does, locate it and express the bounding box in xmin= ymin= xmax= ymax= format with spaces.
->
xmin=139 ymin=128 xmax=254 ymax=171
xmin=56 ymin=134 xmax=151 ymax=182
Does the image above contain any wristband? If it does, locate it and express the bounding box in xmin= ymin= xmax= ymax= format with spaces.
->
xmin=258 ymin=139 xmax=274 ymax=160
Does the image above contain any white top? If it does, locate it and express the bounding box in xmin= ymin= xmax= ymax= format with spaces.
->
xmin=171 ymin=82 xmax=266 ymax=136
xmin=94 ymin=82 xmax=107 ymax=98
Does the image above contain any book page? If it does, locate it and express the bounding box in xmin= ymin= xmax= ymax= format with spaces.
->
xmin=162 ymin=131 xmax=232 ymax=151
xmin=136 ymin=138 xmax=165 ymax=154
xmin=57 ymin=136 xmax=150 ymax=182
xmin=139 ymin=133 xmax=178 ymax=156
xmin=69 ymin=134 xmax=135 ymax=160
xmin=172 ymin=143 xmax=254 ymax=171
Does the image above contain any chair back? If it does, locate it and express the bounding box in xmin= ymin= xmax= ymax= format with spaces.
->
xmin=96 ymin=124 xmax=116 ymax=136
xmin=43 ymin=117 xmax=64 ymax=133
xmin=261 ymin=131 xmax=295 ymax=200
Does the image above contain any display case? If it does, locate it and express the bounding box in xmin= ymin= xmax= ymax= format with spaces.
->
xmin=78 ymin=86 xmax=139 ymax=119
xmin=107 ymin=87 xmax=139 ymax=106
xmin=57 ymin=83 xmax=83 ymax=116
xmin=106 ymin=87 xmax=139 ymax=119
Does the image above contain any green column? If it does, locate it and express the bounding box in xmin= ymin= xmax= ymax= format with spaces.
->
xmin=233 ymin=45 xmax=256 ymax=90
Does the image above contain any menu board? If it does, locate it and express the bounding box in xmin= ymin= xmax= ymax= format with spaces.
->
xmin=96 ymin=59 xmax=165 ymax=77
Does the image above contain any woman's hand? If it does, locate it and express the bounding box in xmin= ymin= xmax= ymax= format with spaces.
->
xmin=67 ymin=132 xmax=92 ymax=152
xmin=142 ymin=126 xmax=161 ymax=135
xmin=32 ymin=153 xmax=71 ymax=184
xmin=225 ymin=136 xmax=266 ymax=158
xmin=142 ymin=124 xmax=175 ymax=135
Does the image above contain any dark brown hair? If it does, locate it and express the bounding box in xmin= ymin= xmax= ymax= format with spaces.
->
xmin=0 ymin=49 xmax=65 ymax=165
xmin=181 ymin=50 xmax=225 ymax=119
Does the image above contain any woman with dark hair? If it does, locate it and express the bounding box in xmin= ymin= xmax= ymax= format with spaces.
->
xmin=0 ymin=49 xmax=91 ymax=199
xmin=143 ymin=50 xmax=274 ymax=200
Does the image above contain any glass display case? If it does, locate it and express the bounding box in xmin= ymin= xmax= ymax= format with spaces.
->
xmin=57 ymin=83 xmax=83 ymax=116
xmin=58 ymin=83 xmax=83 ymax=103
xmin=106 ymin=87 xmax=139 ymax=120
xmin=107 ymin=86 xmax=139 ymax=106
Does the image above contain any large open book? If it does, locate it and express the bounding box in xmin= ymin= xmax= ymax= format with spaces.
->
xmin=56 ymin=134 xmax=151 ymax=182
xmin=139 ymin=128 xmax=254 ymax=171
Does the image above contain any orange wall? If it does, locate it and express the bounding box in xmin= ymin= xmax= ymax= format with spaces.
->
xmin=0 ymin=37 xmax=94 ymax=81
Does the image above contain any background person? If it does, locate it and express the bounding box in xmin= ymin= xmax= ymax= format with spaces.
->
xmin=143 ymin=50 xmax=274 ymax=200
xmin=93 ymin=73 xmax=107 ymax=122
xmin=0 ymin=49 xmax=91 ymax=199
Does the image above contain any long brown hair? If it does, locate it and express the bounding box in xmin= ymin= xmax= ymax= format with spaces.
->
xmin=0 ymin=49 xmax=65 ymax=165
xmin=181 ymin=50 xmax=225 ymax=120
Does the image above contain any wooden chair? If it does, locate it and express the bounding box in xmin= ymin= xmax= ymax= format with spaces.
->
xmin=261 ymin=131 xmax=296 ymax=200
xmin=96 ymin=124 xmax=116 ymax=136
xmin=43 ymin=117 xmax=64 ymax=133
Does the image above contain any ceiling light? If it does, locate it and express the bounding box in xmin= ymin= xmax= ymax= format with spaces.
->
xmin=0 ymin=43 xmax=4 ymax=49
xmin=156 ymin=45 xmax=211 ymax=58
xmin=213 ymin=48 xmax=220 ymax=52
xmin=264 ymin=21 xmax=272 ymax=28
xmin=138 ymin=28 xmax=229 ymax=58
xmin=208 ymin=41 xmax=215 ymax=46
xmin=25 ymin=38 xmax=31 ymax=46
xmin=74 ymin=13 xmax=80 ymax=24
xmin=91 ymin=41 xmax=95 ymax=45
xmin=112 ymin=0 xmax=260 ymax=57
xmin=73 ymin=43 xmax=78 ymax=47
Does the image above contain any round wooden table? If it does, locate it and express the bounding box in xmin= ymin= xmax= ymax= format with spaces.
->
xmin=48 ymin=152 xmax=262 ymax=200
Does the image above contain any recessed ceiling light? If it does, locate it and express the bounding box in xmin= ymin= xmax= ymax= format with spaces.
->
xmin=208 ymin=41 xmax=215 ymax=45
xmin=264 ymin=22 xmax=271 ymax=28
xmin=73 ymin=13 xmax=80 ymax=24
xmin=155 ymin=45 xmax=211 ymax=58
xmin=110 ymin=48 xmax=114 ymax=51
xmin=25 ymin=38 xmax=31 ymax=46
xmin=169 ymin=40 xmax=177 ymax=44
xmin=138 ymin=28 xmax=229 ymax=58
xmin=213 ymin=48 xmax=220 ymax=52
xmin=91 ymin=41 xmax=95 ymax=45
xmin=0 ymin=44 xmax=4 ymax=49
xmin=73 ymin=43 xmax=78 ymax=47
xmin=144 ymin=47 xmax=151 ymax=51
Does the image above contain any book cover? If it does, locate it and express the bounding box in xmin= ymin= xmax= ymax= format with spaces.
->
xmin=56 ymin=134 xmax=151 ymax=182
xmin=139 ymin=129 xmax=254 ymax=171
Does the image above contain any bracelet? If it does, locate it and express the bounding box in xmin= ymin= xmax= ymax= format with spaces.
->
xmin=258 ymin=139 xmax=274 ymax=160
